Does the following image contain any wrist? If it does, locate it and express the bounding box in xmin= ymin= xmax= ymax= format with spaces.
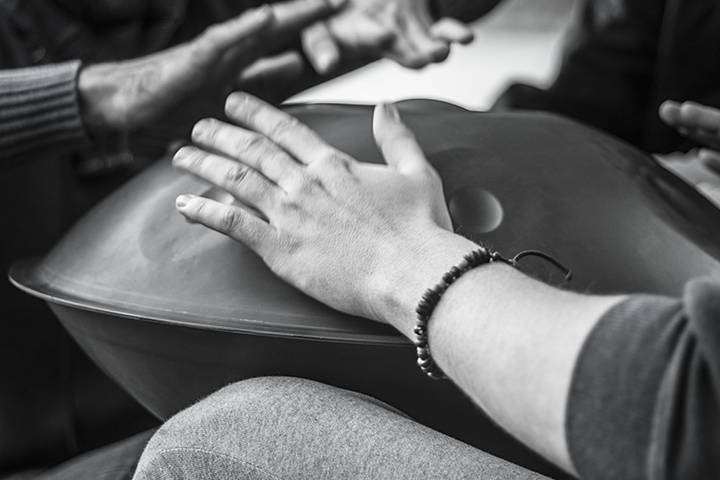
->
xmin=368 ymin=227 xmax=479 ymax=338
xmin=77 ymin=63 xmax=126 ymax=136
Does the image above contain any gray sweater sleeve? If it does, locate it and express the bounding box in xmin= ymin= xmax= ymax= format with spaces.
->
xmin=0 ymin=61 xmax=90 ymax=165
xmin=567 ymin=278 xmax=720 ymax=479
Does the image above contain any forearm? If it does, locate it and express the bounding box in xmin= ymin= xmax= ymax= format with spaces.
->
xmin=0 ymin=61 xmax=90 ymax=166
xmin=379 ymin=229 xmax=625 ymax=473
xmin=432 ymin=264 xmax=623 ymax=473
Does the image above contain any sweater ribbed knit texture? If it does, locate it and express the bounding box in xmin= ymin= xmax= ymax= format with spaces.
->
xmin=0 ymin=61 xmax=88 ymax=164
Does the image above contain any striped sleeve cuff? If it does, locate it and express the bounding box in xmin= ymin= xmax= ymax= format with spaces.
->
xmin=0 ymin=61 xmax=90 ymax=165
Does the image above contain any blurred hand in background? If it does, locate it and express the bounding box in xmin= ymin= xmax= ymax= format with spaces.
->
xmin=300 ymin=0 xmax=474 ymax=74
xmin=657 ymin=100 xmax=720 ymax=205
xmin=77 ymin=0 xmax=345 ymax=137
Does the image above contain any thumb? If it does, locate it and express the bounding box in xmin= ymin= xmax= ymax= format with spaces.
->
xmin=373 ymin=103 xmax=430 ymax=174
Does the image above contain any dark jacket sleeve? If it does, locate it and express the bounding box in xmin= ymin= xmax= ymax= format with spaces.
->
xmin=0 ymin=61 xmax=89 ymax=167
xmin=431 ymin=0 xmax=502 ymax=23
xmin=567 ymin=278 xmax=720 ymax=480
xmin=493 ymin=0 xmax=665 ymax=151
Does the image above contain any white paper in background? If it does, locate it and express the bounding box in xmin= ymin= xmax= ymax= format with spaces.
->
xmin=288 ymin=0 xmax=578 ymax=111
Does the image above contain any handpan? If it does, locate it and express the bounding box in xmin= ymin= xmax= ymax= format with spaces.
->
xmin=10 ymin=100 xmax=720 ymax=475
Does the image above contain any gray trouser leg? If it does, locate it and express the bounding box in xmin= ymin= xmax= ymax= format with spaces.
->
xmin=133 ymin=377 xmax=550 ymax=480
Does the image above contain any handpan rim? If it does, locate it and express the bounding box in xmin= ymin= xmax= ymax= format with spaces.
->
xmin=8 ymin=259 xmax=408 ymax=346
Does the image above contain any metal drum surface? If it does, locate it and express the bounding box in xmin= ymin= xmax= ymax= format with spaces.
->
xmin=10 ymin=100 xmax=720 ymax=476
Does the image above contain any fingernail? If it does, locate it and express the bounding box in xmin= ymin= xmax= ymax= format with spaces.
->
xmin=176 ymin=195 xmax=190 ymax=209
xmin=225 ymin=92 xmax=247 ymax=112
xmin=172 ymin=146 xmax=188 ymax=165
xmin=315 ymin=51 xmax=336 ymax=73
xmin=191 ymin=120 xmax=209 ymax=142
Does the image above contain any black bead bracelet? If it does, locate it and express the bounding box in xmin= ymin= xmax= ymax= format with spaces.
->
xmin=414 ymin=246 xmax=572 ymax=380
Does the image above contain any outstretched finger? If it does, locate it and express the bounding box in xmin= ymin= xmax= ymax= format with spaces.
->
xmin=191 ymin=118 xmax=303 ymax=186
xmin=195 ymin=6 xmax=274 ymax=56
xmin=405 ymin=17 xmax=450 ymax=64
xmin=431 ymin=18 xmax=474 ymax=45
xmin=225 ymin=92 xmax=339 ymax=164
xmin=173 ymin=146 xmax=281 ymax=212
xmin=197 ymin=0 xmax=345 ymax=60
xmin=372 ymin=102 xmax=428 ymax=174
xmin=176 ymin=194 xmax=273 ymax=251
xmin=660 ymin=100 xmax=720 ymax=133
xmin=302 ymin=21 xmax=341 ymax=74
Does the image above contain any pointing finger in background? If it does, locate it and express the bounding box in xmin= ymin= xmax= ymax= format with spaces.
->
xmin=302 ymin=22 xmax=342 ymax=74
xmin=660 ymin=100 xmax=720 ymax=133
xmin=200 ymin=0 xmax=346 ymax=62
xmin=194 ymin=6 xmax=274 ymax=56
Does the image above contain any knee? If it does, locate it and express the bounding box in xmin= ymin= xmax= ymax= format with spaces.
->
xmin=133 ymin=377 xmax=413 ymax=479
xmin=145 ymin=377 xmax=317 ymax=444
xmin=134 ymin=377 xmax=344 ymax=477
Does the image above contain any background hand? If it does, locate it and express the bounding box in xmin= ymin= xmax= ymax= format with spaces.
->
xmin=658 ymin=100 xmax=720 ymax=205
xmin=173 ymin=94 xmax=468 ymax=331
xmin=301 ymin=0 xmax=474 ymax=74
xmin=660 ymin=100 xmax=720 ymax=150
xmin=78 ymin=0 xmax=343 ymax=136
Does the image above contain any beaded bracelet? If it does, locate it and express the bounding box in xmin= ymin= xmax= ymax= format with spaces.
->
xmin=414 ymin=246 xmax=572 ymax=380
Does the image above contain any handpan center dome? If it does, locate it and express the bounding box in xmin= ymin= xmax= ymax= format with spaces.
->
xmin=449 ymin=185 xmax=504 ymax=234
xmin=431 ymin=147 xmax=505 ymax=235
